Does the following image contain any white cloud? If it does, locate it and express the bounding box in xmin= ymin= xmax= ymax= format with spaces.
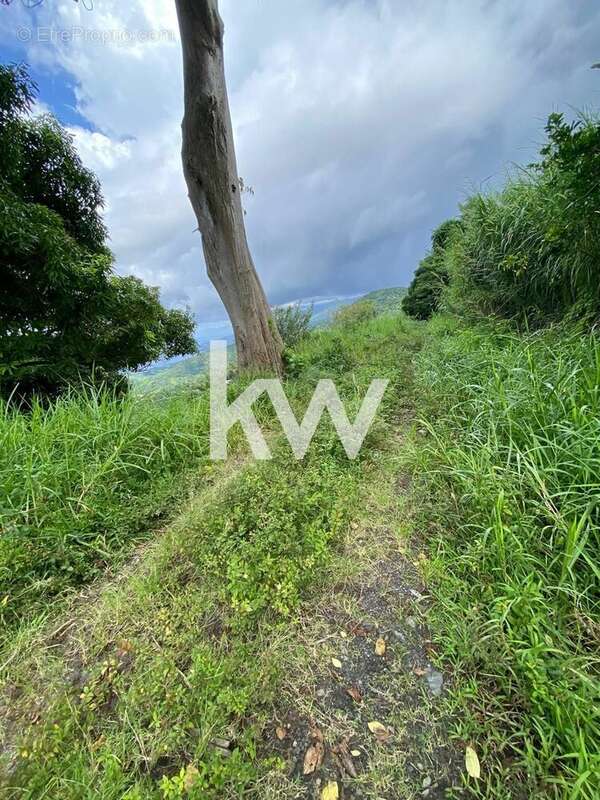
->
xmin=1 ymin=0 xmax=599 ymax=322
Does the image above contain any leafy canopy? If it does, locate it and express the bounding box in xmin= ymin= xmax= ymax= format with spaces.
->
xmin=0 ymin=63 xmax=196 ymax=400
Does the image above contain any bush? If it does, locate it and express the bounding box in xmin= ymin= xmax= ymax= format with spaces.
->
xmin=272 ymin=302 xmax=312 ymax=347
xmin=333 ymin=299 xmax=376 ymax=328
xmin=402 ymin=220 xmax=458 ymax=320
xmin=442 ymin=112 xmax=600 ymax=324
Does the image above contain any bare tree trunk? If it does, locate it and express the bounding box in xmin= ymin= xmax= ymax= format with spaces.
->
xmin=175 ymin=0 xmax=283 ymax=373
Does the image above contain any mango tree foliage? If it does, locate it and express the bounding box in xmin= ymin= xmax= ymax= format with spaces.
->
xmin=0 ymin=63 xmax=196 ymax=400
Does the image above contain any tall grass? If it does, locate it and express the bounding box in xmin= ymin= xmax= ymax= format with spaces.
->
xmin=412 ymin=317 xmax=600 ymax=797
xmin=439 ymin=112 xmax=600 ymax=325
xmin=0 ymin=385 xmax=211 ymax=638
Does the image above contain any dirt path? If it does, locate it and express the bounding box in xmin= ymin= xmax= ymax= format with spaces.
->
xmin=259 ymin=433 xmax=461 ymax=799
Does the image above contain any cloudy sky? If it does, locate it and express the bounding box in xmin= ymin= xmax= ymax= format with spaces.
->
xmin=1 ymin=0 xmax=599 ymax=326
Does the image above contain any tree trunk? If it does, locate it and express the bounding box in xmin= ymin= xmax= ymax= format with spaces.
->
xmin=174 ymin=0 xmax=283 ymax=374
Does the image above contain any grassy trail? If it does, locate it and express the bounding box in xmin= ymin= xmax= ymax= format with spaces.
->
xmin=256 ymin=425 xmax=461 ymax=799
xmin=1 ymin=315 xmax=440 ymax=799
xmin=3 ymin=314 xmax=597 ymax=799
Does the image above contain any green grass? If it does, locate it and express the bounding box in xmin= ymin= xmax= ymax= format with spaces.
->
xmin=0 ymin=312 xmax=419 ymax=799
xmin=441 ymin=112 xmax=600 ymax=325
xmin=359 ymin=287 xmax=406 ymax=314
xmin=3 ymin=305 xmax=598 ymax=798
xmin=0 ymin=383 xmax=214 ymax=640
xmin=409 ymin=315 xmax=600 ymax=798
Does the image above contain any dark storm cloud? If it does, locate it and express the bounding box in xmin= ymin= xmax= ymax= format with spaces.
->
xmin=2 ymin=0 xmax=599 ymax=321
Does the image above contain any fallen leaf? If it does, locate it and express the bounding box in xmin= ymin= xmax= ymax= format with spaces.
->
xmin=303 ymin=741 xmax=324 ymax=774
xmin=331 ymin=657 xmax=342 ymax=669
xmin=350 ymin=749 xmax=361 ymax=757
xmin=349 ymin=622 xmax=368 ymax=637
xmin=275 ymin=726 xmax=287 ymax=741
xmin=321 ymin=781 xmax=339 ymax=800
xmin=375 ymin=637 xmax=386 ymax=656
xmin=90 ymin=735 xmax=105 ymax=752
xmin=345 ymin=685 xmax=362 ymax=704
xmin=413 ymin=666 xmax=427 ymax=677
xmin=310 ymin=723 xmax=324 ymax=743
xmin=465 ymin=745 xmax=481 ymax=779
xmin=183 ymin=764 xmax=199 ymax=791
xmin=367 ymin=721 xmax=390 ymax=742
xmin=332 ymin=739 xmax=357 ymax=778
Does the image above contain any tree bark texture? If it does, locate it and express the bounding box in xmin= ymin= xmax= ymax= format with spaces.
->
xmin=175 ymin=0 xmax=283 ymax=373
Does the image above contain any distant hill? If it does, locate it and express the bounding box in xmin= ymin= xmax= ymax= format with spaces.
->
xmin=359 ymin=287 xmax=406 ymax=314
xmin=131 ymin=287 xmax=405 ymax=390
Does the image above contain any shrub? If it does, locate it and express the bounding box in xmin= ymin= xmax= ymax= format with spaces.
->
xmin=333 ymin=299 xmax=376 ymax=328
xmin=402 ymin=220 xmax=458 ymax=320
xmin=443 ymin=112 xmax=600 ymax=324
xmin=272 ymin=302 xmax=312 ymax=347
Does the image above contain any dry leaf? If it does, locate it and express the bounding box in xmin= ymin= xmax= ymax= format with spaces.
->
xmin=331 ymin=657 xmax=342 ymax=669
xmin=375 ymin=637 xmax=386 ymax=656
xmin=345 ymin=685 xmax=362 ymax=704
xmin=368 ymin=720 xmax=386 ymax=734
xmin=310 ymin=723 xmax=324 ymax=743
xmin=367 ymin=720 xmax=390 ymax=742
xmin=303 ymin=741 xmax=324 ymax=774
xmin=332 ymin=739 xmax=358 ymax=778
xmin=321 ymin=781 xmax=339 ymax=800
xmin=413 ymin=666 xmax=427 ymax=677
xmin=275 ymin=726 xmax=287 ymax=741
xmin=349 ymin=622 xmax=368 ymax=637
xmin=90 ymin=735 xmax=105 ymax=752
xmin=465 ymin=745 xmax=481 ymax=779
xmin=183 ymin=764 xmax=199 ymax=791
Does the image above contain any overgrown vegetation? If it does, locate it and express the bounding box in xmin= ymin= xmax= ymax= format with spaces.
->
xmin=0 ymin=311 xmax=418 ymax=799
xmin=332 ymin=299 xmax=377 ymax=329
xmin=0 ymin=63 xmax=195 ymax=401
xmin=411 ymin=319 xmax=600 ymax=797
xmin=404 ymin=112 xmax=600 ymax=325
xmin=272 ymin=302 xmax=313 ymax=348
xmin=401 ymin=220 xmax=456 ymax=320
xmin=398 ymin=107 xmax=600 ymax=798
xmin=1 ymin=62 xmax=598 ymax=799
xmin=0 ymin=385 xmax=211 ymax=639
